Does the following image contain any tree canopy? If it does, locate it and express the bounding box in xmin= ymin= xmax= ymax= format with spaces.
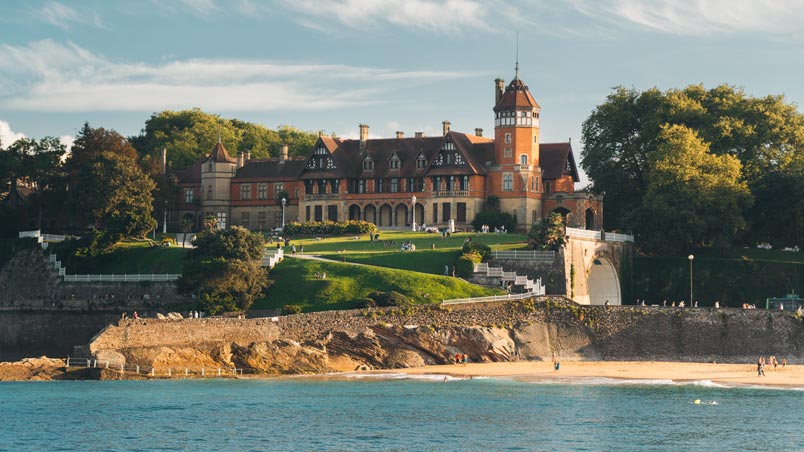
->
xmin=177 ymin=226 xmax=269 ymax=314
xmin=581 ymin=84 xmax=804 ymax=252
xmin=130 ymin=109 xmax=321 ymax=170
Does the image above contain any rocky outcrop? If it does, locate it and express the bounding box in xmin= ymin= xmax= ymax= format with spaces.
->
xmin=82 ymin=299 xmax=804 ymax=376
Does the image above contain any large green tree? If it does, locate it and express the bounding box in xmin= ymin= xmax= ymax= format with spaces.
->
xmin=177 ymin=226 xmax=269 ymax=314
xmin=130 ymin=109 xmax=320 ymax=170
xmin=0 ymin=136 xmax=66 ymax=231
xmin=582 ymin=84 xmax=804 ymax=250
xmin=637 ymin=125 xmax=752 ymax=253
xmin=75 ymin=151 xmax=156 ymax=238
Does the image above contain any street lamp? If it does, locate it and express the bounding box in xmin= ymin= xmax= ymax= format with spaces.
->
xmin=281 ymin=197 xmax=286 ymax=229
xmin=411 ymin=195 xmax=417 ymax=231
xmin=688 ymin=254 xmax=694 ymax=306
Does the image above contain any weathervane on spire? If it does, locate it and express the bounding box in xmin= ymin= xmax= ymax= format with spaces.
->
xmin=515 ymin=31 xmax=519 ymax=80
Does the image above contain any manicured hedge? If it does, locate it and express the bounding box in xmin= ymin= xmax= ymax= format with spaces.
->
xmin=283 ymin=220 xmax=378 ymax=236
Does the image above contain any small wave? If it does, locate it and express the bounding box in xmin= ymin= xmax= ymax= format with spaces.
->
xmin=340 ymin=372 xmax=481 ymax=382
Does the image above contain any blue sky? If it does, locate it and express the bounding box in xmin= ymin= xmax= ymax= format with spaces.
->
xmin=2 ymin=0 xmax=804 ymax=185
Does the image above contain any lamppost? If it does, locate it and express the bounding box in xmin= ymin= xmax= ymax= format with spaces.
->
xmin=281 ymin=197 xmax=286 ymax=230
xmin=688 ymin=254 xmax=694 ymax=306
xmin=162 ymin=200 xmax=168 ymax=234
xmin=411 ymin=195 xmax=417 ymax=231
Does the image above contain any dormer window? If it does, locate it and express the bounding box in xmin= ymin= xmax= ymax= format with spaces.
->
xmin=362 ymin=155 xmax=374 ymax=171
xmin=326 ymin=158 xmax=335 ymax=169
xmin=416 ymin=153 xmax=427 ymax=169
xmin=389 ymin=153 xmax=401 ymax=170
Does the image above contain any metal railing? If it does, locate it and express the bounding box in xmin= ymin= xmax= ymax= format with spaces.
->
xmin=63 ymin=274 xmax=180 ymax=282
xmin=442 ymin=292 xmax=540 ymax=305
xmin=49 ymin=254 xmax=180 ymax=283
xmin=65 ymin=357 xmax=245 ymax=377
xmin=565 ymin=227 xmax=634 ymax=243
xmin=304 ymin=193 xmax=340 ymax=201
xmin=433 ymin=190 xmax=470 ymax=198
xmin=492 ymin=250 xmax=555 ymax=260
xmin=565 ymin=227 xmax=602 ymax=241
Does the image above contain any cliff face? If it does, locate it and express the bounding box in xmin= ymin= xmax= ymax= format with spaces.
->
xmin=85 ymin=300 xmax=804 ymax=375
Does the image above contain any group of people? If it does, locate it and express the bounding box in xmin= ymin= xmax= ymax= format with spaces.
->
xmin=478 ymin=224 xmax=506 ymax=234
xmin=453 ymin=353 xmax=469 ymax=366
xmin=757 ymin=356 xmax=787 ymax=376
xmin=400 ymin=240 xmax=416 ymax=251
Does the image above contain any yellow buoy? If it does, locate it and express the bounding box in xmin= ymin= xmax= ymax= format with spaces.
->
xmin=694 ymin=399 xmax=701 ymax=405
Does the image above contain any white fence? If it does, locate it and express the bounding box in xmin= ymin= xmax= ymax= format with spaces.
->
xmin=565 ymin=227 xmax=602 ymax=241
xmin=19 ymin=230 xmax=72 ymax=248
xmin=492 ymin=250 xmax=555 ymax=260
xmin=261 ymin=248 xmax=284 ymax=268
xmin=65 ymin=357 xmax=246 ymax=377
xmin=49 ymin=254 xmax=180 ymax=283
xmin=442 ymin=292 xmax=541 ymax=305
xmin=565 ymin=227 xmax=634 ymax=243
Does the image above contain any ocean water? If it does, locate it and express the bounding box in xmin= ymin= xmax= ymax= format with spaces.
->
xmin=1 ymin=376 xmax=802 ymax=452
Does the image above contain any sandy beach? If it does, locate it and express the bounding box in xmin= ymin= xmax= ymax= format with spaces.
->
xmin=371 ymin=361 xmax=804 ymax=388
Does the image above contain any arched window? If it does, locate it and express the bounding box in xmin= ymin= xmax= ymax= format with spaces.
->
xmin=520 ymin=155 xmax=528 ymax=166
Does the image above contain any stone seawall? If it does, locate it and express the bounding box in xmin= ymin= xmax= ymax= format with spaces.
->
xmin=85 ymin=300 xmax=804 ymax=375
xmin=0 ymin=311 xmax=120 ymax=361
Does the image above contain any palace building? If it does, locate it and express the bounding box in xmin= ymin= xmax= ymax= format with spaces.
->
xmin=171 ymin=69 xmax=603 ymax=232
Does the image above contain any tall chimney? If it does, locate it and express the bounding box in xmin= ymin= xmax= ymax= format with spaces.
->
xmin=359 ymin=124 xmax=369 ymax=143
xmin=161 ymin=147 xmax=167 ymax=174
xmin=280 ymin=144 xmax=289 ymax=161
xmin=245 ymin=150 xmax=251 ymax=161
xmin=414 ymin=132 xmax=424 ymax=139
xmin=396 ymin=131 xmax=404 ymax=139
xmin=475 ymin=128 xmax=483 ymax=137
xmin=442 ymin=121 xmax=451 ymax=136
xmin=495 ymin=78 xmax=504 ymax=104
xmin=236 ymin=152 xmax=244 ymax=169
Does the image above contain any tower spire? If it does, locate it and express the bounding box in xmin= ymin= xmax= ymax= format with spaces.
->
xmin=515 ymin=31 xmax=519 ymax=80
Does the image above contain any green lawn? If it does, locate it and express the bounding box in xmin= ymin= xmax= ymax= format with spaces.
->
xmin=283 ymin=230 xmax=528 ymax=275
xmin=253 ymin=257 xmax=503 ymax=312
xmin=60 ymin=241 xmax=189 ymax=274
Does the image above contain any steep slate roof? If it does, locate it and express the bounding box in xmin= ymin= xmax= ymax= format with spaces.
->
xmin=495 ymin=77 xmax=541 ymax=110
xmin=206 ymin=142 xmax=236 ymax=164
xmin=540 ymin=142 xmax=580 ymax=182
xmin=234 ymin=159 xmax=306 ymax=180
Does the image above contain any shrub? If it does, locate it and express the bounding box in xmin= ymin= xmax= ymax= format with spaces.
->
xmin=471 ymin=211 xmax=516 ymax=233
xmin=367 ymin=291 xmax=411 ymax=307
xmin=354 ymin=297 xmax=377 ymax=309
xmin=281 ymin=304 xmax=302 ymax=315
xmin=461 ymin=241 xmax=491 ymax=260
xmin=456 ymin=252 xmax=482 ymax=278
xmin=283 ymin=220 xmax=378 ymax=236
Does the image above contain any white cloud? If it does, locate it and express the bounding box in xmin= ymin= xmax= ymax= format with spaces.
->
xmin=178 ymin=0 xmax=220 ymax=15
xmin=37 ymin=1 xmax=105 ymax=30
xmin=568 ymin=0 xmax=804 ymax=36
xmin=59 ymin=134 xmax=74 ymax=153
xmin=0 ymin=40 xmax=477 ymax=113
xmin=0 ymin=120 xmax=27 ymax=149
xmin=281 ymin=0 xmax=492 ymax=34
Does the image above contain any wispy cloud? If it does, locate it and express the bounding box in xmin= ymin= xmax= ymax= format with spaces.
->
xmin=37 ymin=1 xmax=105 ymax=30
xmin=568 ymin=0 xmax=804 ymax=36
xmin=281 ymin=0 xmax=492 ymax=34
xmin=0 ymin=40 xmax=477 ymax=113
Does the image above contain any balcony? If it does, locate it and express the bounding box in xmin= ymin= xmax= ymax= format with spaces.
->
xmin=304 ymin=193 xmax=340 ymax=201
xmin=433 ymin=190 xmax=470 ymax=198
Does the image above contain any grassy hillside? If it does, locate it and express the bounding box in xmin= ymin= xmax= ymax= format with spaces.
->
xmin=57 ymin=241 xmax=188 ymax=274
xmin=288 ymin=231 xmax=527 ymax=275
xmin=253 ymin=257 xmax=502 ymax=312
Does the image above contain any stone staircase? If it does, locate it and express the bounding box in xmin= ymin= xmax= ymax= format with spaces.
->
xmin=473 ymin=262 xmax=545 ymax=295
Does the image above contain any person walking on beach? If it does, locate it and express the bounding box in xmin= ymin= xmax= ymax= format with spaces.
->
xmin=757 ymin=357 xmax=765 ymax=376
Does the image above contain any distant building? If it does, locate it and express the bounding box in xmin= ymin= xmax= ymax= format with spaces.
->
xmin=171 ymin=69 xmax=603 ymax=232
